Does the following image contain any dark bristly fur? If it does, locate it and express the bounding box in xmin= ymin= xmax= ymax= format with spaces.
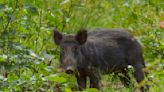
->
xmin=53 ymin=28 xmax=149 ymax=92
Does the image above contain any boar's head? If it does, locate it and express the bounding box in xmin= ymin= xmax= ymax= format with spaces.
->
xmin=53 ymin=29 xmax=87 ymax=74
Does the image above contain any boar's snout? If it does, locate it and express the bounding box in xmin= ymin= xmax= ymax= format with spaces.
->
xmin=65 ymin=66 xmax=74 ymax=74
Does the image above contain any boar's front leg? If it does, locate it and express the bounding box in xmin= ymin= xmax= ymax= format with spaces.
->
xmin=89 ymin=69 xmax=100 ymax=89
xmin=76 ymin=73 xmax=87 ymax=90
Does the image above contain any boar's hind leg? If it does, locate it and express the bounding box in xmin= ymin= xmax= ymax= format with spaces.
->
xmin=133 ymin=63 xmax=149 ymax=92
xmin=118 ymin=69 xmax=132 ymax=87
xmin=76 ymin=74 xmax=87 ymax=90
xmin=128 ymin=40 xmax=149 ymax=92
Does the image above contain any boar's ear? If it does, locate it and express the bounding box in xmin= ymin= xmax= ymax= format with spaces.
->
xmin=53 ymin=29 xmax=62 ymax=45
xmin=76 ymin=29 xmax=87 ymax=45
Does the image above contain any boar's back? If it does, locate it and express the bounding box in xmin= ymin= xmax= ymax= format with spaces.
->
xmin=80 ymin=28 xmax=136 ymax=73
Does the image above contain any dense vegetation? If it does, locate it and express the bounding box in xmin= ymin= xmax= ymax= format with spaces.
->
xmin=0 ymin=0 xmax=163 ymax=92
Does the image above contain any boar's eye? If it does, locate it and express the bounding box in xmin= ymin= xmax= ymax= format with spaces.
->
xmin=60 ymin=50 xmax=65 ymax=55
xmin=73 ymin=46 xmax=79 ymax=55
xmin=74 ymin=46 xmax=78 ymax=51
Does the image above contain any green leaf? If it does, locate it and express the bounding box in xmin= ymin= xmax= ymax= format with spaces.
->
xmin=25 ymin=5 xmax=38 ymax=15
xmin=48 ymin=74 xmax=67 ymax=83
xmin=82 ymin=88 xmax=99 ymax=92
xmin=0 ymin=3 xmax=5 ymax=9
xmin=65 ymin=88 xmax=72 ymax=92
xmin=0 ymin=54 xmax=7 ymax=61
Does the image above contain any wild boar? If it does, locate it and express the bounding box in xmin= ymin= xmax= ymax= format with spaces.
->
xmin=53 ymin=28 xmax=148 ymax=92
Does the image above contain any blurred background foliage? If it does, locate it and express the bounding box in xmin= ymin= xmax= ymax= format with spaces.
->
xmin=0 ymin=0 xmax=164 ymax=92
